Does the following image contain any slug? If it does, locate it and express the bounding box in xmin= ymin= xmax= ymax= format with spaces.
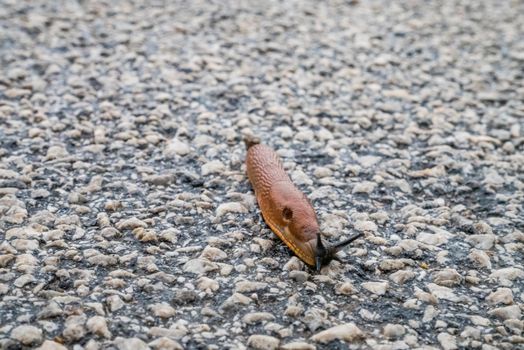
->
xmin=245 ymin=136 xmax=363 ymax=270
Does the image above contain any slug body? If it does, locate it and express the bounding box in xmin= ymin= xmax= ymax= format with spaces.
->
xmin=245 ymin=138 xmax=362 ymax=270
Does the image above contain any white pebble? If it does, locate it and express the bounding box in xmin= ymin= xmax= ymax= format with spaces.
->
xmin=311 ymin=323 xmax=363 ymax=343
xmin=10 ymin=325 xmax=43 ymax=345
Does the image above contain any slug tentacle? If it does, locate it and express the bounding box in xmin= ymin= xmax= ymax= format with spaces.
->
xmin=329 ymin=232 xmax=364 ymax=254
xmin=245 ymin=139 xmax=362 ymax=270
xmin=312 ymin=232 xmax=363 ymax=271
xmin=315 ymin=234 xmax=327 ymax=271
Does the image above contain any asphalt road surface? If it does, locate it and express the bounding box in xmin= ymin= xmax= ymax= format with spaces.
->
xmin=0 ymin=0 xmax=523 ymax=349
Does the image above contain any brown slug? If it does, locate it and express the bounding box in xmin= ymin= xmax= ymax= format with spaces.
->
xmin=245 ymin=136 xmax=363 ymax=270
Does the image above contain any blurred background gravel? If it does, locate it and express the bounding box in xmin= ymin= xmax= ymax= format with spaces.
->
xmin=0 ymin=0 xmax=523 ymax=349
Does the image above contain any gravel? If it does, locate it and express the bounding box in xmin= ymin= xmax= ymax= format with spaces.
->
xmin=1 ymin=0 xmax=523 ymax=349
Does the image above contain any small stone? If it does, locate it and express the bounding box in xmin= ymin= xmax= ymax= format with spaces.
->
xmin=434 ymin=320 xmax=446 ymax=328
xmin=201 ymin=160 xmax=225 ymax=175
xmin=427 ymin=283 xmax=459 ymax=302
xmin=504 ymin=319 xmax=523 ymax=334
xmin=422 ymin=305 xmax=438 ymax=322
xmin=465 ymin=234 xmax=496 ymax=250
xmin=159 ymin=228 xmax=178 ymax=244
xmin=473 ymin=222 xmax=493 ymax=235
xmin=0 ymin=254 xmax=15 ymax=267
xmin=107 ymin=295 xmax=125 ymax=312
xmin=486 ymin=288 xmax=514 ymax=305
xmin=172 ymin=289 xmax=198 ymax=305
xmin=294 ymin=130 xmax=314 ymax=142
xmin=335 ymin=281 xmax=356 ymax=295
xmin=94 ymin=127 xmax=107 ymax=144
xmin=62 ymin=315 xmax=86 ymax=341
xmin=242 ymin=312 xmax=275 ymax=324
xmin=215 ymin=202 xmax=247 ymax=218
xmin=489 ymin=305 xmax=521 ymax=320
xmin=196 ymin=277 xmax=220 ymax=293
xmin=432 ymin=269 xmax=462 ymax=287
xmin=291 ymin=170 xmax=313 ymax=186
xmin=276 ymin=126 xmax=293 ymax=139
xmin=45 ymin=145 xmax=69 ymax=160
xmin=503 ymin=141 xmax=515 ymax=152
xmin=483 ymin=169 xmax=505 ymax=187
xmin=36 ymin=340 xmax=68 ymax=350
xmin=437 ymin=332 xmax=457 ymax=350
xmin=435 ymin=321 xmax=449 ymax=329
xmin=478 ymin=91 xmax=507 ymax=101
xmin=143 ymin=173 xmax=174 ymax=186
xmin=155 ymin=92 xmax=171 ymax=101
xmin=285 ymin=305 xmax=304 ymax=318
xmin=183 ymin=259 xmax=218 ymax=275
xmin=7 ymin=67 xmax=27 ymax=80
xmin=86 ymin=302 xmax=105 ymax=316
xmin=193 ymin=135 xmax=215 ymax=147
xmin=358 ymin=156 xmax=382 ymax=168
xmin=280 ymin=342 xmax=316 ymax=350
xmin=116 ymin=217 xmax=147 ymax=230
xmin=379 ymin=259 xmax=406 ymax=272
xmin=43 ymin=230 xmax=65 ymax=242
xmin=221 ymin=293 xmax=251 ymax=310
xmin=303 ymin=308 xmax=328 ymax=332
xmin=0 ymin=169 xmax=19 ymax=179
xmin=235 ymin=281 xmax=268 ymax=293
xmin=370 ymin=211 xmax=389 ymax=224
xmin=389 ymin=270 xmax=416 ymax=284
xmin=149 ymin=337 xmax=183 ymax=350
xmin=289 ymin=271 xmax=309 ymax=283
xmin=14 ymin=274 xmax=35 ymax=287
xmin=383 ymin=324 xmax=406 ymax=339
xmin=31 ymin=189 xmax=50 ymax=199
xmin=3 ymin=204 xmax=27 ymax=224
xmin=149 ymin=322 xmax=187 ymax=339
xmin=311 ymin=323 xmax=364 ymax=343
xmin=10 ymin=325 xmax=43 ymax=345
xmin=86 ymin=316 xmax=112 ymax=338
xmin=219 ymin=263 xmax=232 ymax=276
xmin=352 ymin=181 xmax=377 ymax=194
xmin=417 ymin=232 xmax=448 ymax=246
xmin=362 ymin=281 xmax=388 ymax=295
xmin=460 ymin=326 xmax=481 ymax=340
xmin=38 ymin=301 xmax=62 ymax=319
xmin=12 ymin=239 xmax=39 ymax=251
xmin=490 ymin=268 xmax=524 ymax=283
xmin=313 ymin=167 xmax=333 ymax=178
xmin=409 ymin=165 xmax=446 ymax=178
xmin=316 ymin=128 xmax=333 ymax=141
xmin=354 ymin=220 xmax=377 ymax=233
xmin=201 ymin=307 xmax=220 ymax=318
xmin=470 ymin=315 xmax=491 ymax=326
xmin=164 ymin=138 xmax=190 ymax=157
xmin=247 ymin=335 xmax=280 ymax=350
xmin=283 ymin=257 xmax=304 ymax=271
xmin=105 ymin=200 xmax=123 ymax=211
xmin=150 ymin=303 xmax=176 ymax=318
xmin=133 ymin=228 xmax=158 ymax=242
xmin=468 ymin=249 xmax=492 ymax=269
xmin=114 ymin=337 xmax=150 ymax=350
xmin=200 ymin=246 xmax=227 ymax=261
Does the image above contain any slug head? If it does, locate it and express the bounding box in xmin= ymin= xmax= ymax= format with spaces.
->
xmin=314 ymin=232 xmax=364 ymax=271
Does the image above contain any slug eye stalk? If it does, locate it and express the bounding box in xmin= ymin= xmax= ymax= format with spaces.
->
xmin=315 ymin=232 xmax=364 ymax=271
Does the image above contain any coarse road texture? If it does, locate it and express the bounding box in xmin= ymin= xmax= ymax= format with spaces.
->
xmin=1 ymin=0 xmax=523 ymax=349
